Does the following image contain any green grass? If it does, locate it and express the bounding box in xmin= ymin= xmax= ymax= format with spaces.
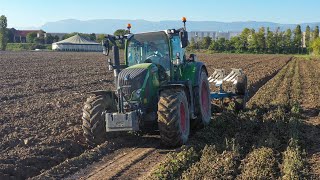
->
xmin=150 ymin=146 xmax=199 ymax=180
xmin=294 ymin=54 xmax=320 ymax=60
xmin=6 ymin=43 xmax=52 ymax=51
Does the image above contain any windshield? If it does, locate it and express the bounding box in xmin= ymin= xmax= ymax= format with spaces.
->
xmin=171 ymin=35 xmax=185 ymax=62
xmin=127 ymin=32 xmax=170 ymax=72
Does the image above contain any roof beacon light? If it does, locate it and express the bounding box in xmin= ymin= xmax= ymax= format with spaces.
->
xmin=127 ymin=23 xmax=132 ymax=33
xmin=182 ymin=17 xmax=187 ymax=30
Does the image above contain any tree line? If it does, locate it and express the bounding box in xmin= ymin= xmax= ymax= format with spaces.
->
xmin=188 ymin=25 xmax=320 ymax=55
xmin=1 ymin=14 xmax=320 ymax=54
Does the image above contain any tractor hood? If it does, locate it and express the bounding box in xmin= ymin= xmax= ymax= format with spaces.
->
xmin=118 ymin=63 xmax=156 ymax=104
xmin=126 ymin=63 xmax=153 ymax=69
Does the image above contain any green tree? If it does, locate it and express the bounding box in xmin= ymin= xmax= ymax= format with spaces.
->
xmin=0 ymin=15 xmax=8 ymax=50
xmin=53 ymin=35 xmax=59 ymax=42
xmin=283 ymin=29 xmax=293 ymax=54
xmin=209 ymin=38 xmax=227 ymax=52
xmin=224 ymin=39 xmax=233 ymax=52
xmin=26 ymin=32 xmax=37 ymax=43
xmin=230 ymin=36 xmax=241 ymax=53
xmin=187 ymin=37 xmax=196 ymax=51
xmin=200 ymin=36 xmax=212 ymax=49
xmin=239 ymin=28 xmax=251 ymax=52
xmin=34 ymin=37 xmax=45 ymax=44
xmin=113 ymin=29 xmax=129 ymax=49
xmin=256 ymin=27 xmax=266 ymax=53
xmin=311 ymin=37 xmax=320 ymax=55
xmin=274 ymin=27 xmax=283 ymax=53
xmin=293 ymin=25 xmax=302 ymax=54
xmin=62 ymin=33 xmax=75 ymax=40
xmin=89 ymin=33 xmax=96 ymax=41
xmin=314 ymin=26 xmax=319 ymax=40
xmin=266 ymin=27 xmax=276 ymax=53
xmin=45 ymin=34 xmax=55 ymax=44
xmin=305 ymin=26 xmax=311 ymax=53
xmin=113 ymin=29 xmax=129 ymax=36
xmin=97 ymin=34 xmax=105 ymax=43
xmin=248 ymin=29 xmax=258 ymax=53
xmin=7 ymin=28 xmax=14 ymax=43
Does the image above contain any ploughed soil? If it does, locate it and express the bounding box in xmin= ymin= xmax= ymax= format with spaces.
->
xmin=249 ymin=58 xmax=320 ymax=178
xmin=0 ymin=51 xmax=292 ymax=179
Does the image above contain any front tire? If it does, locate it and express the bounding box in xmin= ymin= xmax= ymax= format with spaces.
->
xmin=82 ymin=94 xmax=112 ymax=146
xmin=157 ymin=90 xmax=190 ymax=147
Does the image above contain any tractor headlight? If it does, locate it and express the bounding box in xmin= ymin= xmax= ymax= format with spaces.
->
xmin=131 ymin=88 xmax=142 ymax=100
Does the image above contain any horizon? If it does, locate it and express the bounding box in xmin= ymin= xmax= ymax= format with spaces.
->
xmin=1 ymin=0 xmax=320 ymax=28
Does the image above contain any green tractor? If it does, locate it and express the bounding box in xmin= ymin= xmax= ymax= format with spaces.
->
xmin=82 ymin=18 xmax=211 ymax=147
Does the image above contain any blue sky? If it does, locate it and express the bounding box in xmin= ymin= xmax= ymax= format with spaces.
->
xmin=1 ymin=0 xmax=320 ymax=28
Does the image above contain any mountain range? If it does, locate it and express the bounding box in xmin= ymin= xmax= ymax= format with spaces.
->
xmin=35 ymin=19 xmax=320 ymax=33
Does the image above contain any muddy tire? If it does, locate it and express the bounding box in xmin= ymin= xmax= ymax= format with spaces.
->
xmin=194 ymin=71 xmax=211 ymax=127
xmin=82 ymin=94 xmax=111 ymax=146
xmin=235 ymin=74 xmax=248 ymax=110
xmin=157 ymin=90 xmax=190 ymax=147
xmin=235 ymin=74 xmax=247 ymax=95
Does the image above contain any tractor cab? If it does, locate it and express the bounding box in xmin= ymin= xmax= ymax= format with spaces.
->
xmin=125 ymin=30 xmax=188 ymax=80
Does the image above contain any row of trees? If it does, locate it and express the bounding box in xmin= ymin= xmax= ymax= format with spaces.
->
xmin=26 ymin=32 xmax=60 ymax=44
xmin=189 ymin=25 xmax=320 ymax=55
xmin=0 ymin=15 xmax=129 ymax=50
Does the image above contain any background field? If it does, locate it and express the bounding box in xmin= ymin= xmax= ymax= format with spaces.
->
xmin=0 ymin=52 xmax=318 ymax=179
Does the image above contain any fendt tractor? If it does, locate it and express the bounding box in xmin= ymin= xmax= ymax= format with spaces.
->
xmin=81 ymin=17 xmax=247 ymax=147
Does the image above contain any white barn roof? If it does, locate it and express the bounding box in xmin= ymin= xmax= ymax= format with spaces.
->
xmin=53 ymin=34 xmax=99 ymax=45
xmin=52 ymin=34 xmax=102 ymax=52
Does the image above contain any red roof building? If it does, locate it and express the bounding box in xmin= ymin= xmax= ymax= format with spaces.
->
xmin=11 ymin=28 xmax=46 ymax=43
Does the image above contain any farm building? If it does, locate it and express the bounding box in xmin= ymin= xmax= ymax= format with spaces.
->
xmin=10 ymin=28 xmax=46 ymax=43
xmin=52 ymin=34 xmax=102 ymax=52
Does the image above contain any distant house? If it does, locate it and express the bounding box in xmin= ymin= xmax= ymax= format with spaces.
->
xmin=10 ymin=28 xmax=46 ymax=43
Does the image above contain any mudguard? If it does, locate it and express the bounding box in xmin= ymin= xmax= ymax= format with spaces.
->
xmin=194 ymin=62 xmax=208 ymax=87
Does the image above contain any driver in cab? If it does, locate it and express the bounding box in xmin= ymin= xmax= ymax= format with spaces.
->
xmin=145 ymin=42 xmax=162 ymax=64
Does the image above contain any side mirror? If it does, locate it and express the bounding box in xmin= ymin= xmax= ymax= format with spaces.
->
xmin=179 ymin=30 xmax=188 ymax=48
xmin=102 ymin=40 xmax=109 ymax=56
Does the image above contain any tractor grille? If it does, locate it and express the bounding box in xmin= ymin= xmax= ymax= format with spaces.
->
xmin=118 ymin=68 xmax=148 ymax=99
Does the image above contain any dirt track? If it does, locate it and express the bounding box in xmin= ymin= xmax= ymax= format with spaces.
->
xmin=0 ymin=51 xmax=292 ymax=179
xmin=68 ymin=142 xmax=168 ymax=180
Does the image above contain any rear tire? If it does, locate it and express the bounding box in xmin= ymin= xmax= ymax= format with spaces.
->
xmin=157 ymin=90 xmax=190 ymax=147
xmin=194 ymin=71 xmax=211 ymax=127
xmin=234 ymin=74 xmax=248 ymax=110
xmin=82 ymin=94 xmax=114 ymax=146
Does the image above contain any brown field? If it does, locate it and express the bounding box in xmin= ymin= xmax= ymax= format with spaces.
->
xmin=150 ymin=57 xmax=320 ymax=180
xmin=0 ymin=51 xmax=305 ymax=179
xmin=249 ymin=58 xmax=320 ymax=178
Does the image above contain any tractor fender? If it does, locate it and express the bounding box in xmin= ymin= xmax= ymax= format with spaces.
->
xmin=86 ymin=90 xmax=118 ymax=111
xmin=194 ymin=62 xmax=208 ymax=87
